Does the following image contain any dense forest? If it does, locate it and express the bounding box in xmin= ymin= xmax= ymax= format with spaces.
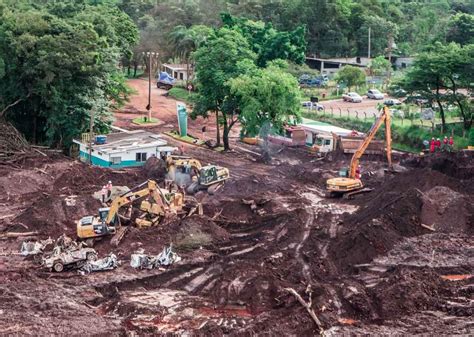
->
xmin=122 ymin=0 xmax=474 ymax=60
xmin=1 ymin=0 xmax=473 ymax=148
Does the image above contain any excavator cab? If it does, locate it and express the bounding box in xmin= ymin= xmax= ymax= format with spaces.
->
xmin=199 ymin=166 xmax=218 ymax=185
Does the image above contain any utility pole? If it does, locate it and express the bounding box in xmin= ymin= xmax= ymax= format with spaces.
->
xmin=368 ymin=27 xmax=371 ymax=59
xmin=88 ymin=108 xmax=94 ymax=165
xmin=387 ymin=33 xmax=394 ymax=82
xmin=143 ymin=51 xmax=158 ymax=122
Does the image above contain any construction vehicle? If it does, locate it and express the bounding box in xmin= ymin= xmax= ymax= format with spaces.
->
xmin=76 ymin=180 xmax=185 ymax=244
xmin=165 ymin=155 xmax=230 ymax=194
xmin=326 ymin=106 xmax=393 ymax=198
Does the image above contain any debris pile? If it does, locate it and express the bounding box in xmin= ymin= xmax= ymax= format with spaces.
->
xmin=130 ymin=245 xmax=181 ymax=269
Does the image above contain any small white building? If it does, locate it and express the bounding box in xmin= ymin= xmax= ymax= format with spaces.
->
xmin=73 ymin=130 xmax=176 ymax=168
xmin=162 ymin=63 xmax=190 ymax=82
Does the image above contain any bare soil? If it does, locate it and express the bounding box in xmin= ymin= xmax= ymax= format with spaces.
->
xmin=0 ymin=85 xmax=473 ymax=335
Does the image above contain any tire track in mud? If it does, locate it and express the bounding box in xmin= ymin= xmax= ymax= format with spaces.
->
xmin=295 ymin=208 xmax=314 ymax=284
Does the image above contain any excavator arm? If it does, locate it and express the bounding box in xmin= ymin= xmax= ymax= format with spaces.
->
xmin=348 ymin=106 xmax=392 ymax=178
xmin=105 ymin=180 xmax=171 ymax=225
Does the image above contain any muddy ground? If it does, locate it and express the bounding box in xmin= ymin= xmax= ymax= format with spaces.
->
xmin=1 ymin=137 xmax=473 ymax=335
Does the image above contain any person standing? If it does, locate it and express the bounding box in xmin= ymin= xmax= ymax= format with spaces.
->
xmin=442 ymin=136 xmax=448 ymax=151
xmin=106 ymin=180 xmax=113 ymax=199
xmin=430 ymin=137 xmax=435 ymax=153
xmin=201 ymin=126 xmax=206 ymax=140
xmin=449 ymin=136 xmax=454 ymax=151
xmin=101 ymin=185 xmax=107 ymax=204
xmin=355 ymin=165 xmax=361 ymax=179
xmin=435 ymin=138 xmax=441 ymax=152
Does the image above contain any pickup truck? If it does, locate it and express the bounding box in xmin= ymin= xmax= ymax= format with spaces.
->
xmin=156 ymin=71 xmax=176 ymax=90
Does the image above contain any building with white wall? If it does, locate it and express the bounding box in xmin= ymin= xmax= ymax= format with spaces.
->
xmin=73 ymin=130 xmax=176 ymax=168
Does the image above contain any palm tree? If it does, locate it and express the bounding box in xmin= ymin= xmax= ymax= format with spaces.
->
xmin=168 ymin=25 xmax=212 ymax=85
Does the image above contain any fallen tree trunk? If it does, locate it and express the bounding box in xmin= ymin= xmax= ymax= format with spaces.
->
xmin=285 ymin=287 xmax=325 ymax=335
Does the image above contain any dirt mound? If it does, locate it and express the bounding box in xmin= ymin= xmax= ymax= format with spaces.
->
xmin=370 ymin=267 xmax=449 ymax=319
xmin=420 ymin=186 xmax=472 ymax=233
xmin=403 ymin=151 xmax=474 ymax=181
xmin=329 ymin=168 xmax=472 ymax=271
xmin=142 ymin=156 xmax=167 ymax=180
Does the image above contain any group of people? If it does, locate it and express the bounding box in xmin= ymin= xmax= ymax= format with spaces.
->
xmin=426 ymin=136 xmax=454 ymax=153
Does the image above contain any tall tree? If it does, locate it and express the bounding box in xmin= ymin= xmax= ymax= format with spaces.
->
xmin=335 ymin=65 xmax=366 ymax=91
xmin=0 ymin=0 xmax=138 ymax=147
xmin=229 ymin=60 xmax=302 ymax=137
xmin=193 ymin=28 xmax=256 ymax=150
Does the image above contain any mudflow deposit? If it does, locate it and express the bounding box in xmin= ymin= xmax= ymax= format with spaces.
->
xmin=0 ymin=135 xmax=473 ymax=335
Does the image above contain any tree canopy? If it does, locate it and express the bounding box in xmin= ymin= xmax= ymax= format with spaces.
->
xmin=193 ymin=15 xmax=304 ymax=150
xmin=335 ymin=65 xmax=366 ymax=90
xmin=0 ymin=0 xmax=138 ymax=147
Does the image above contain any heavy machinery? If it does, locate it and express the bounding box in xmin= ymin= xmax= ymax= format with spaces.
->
xmin=77 ymin=180 xmax=185 ymax=244
xmin=165 ymin=155 xmax=230 ymax=194
xmin=326 ymin=106 xmax=393 ymax=198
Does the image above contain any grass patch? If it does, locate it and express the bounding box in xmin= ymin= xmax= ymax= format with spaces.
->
xmin=124 ymin=69 xmax=145 ymax=79
xmin=132 ymin=116 xmax=160 ymax=124
xmin=168 ymin=87 xmax=198 ymax=104
xmin=164 ymin=130 xmax=205 ymax=145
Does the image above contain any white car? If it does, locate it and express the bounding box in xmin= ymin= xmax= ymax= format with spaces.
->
xmin=302 ymin=101 xmax=324 ymax=111
xmin=342 ymin=92 xmax=363 ymax=103
xmin=367 ymin=89 xmax=384 ymax=100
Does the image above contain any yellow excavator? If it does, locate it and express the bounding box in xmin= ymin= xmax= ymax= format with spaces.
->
xmin=165 ymin=155 xmax=230 ymax=194
xmin=77 ymin=180 xmax=187 ymax=245
xmin=326 ymin=106 xmax=393 ymax=198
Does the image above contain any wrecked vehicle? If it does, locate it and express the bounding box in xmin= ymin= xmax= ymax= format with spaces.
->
xmin=80 ymin=253 xmax=119 ymax=275
xmin=42 ymin=245 xmax=98 ymax=272
xmin=130 ymin=245 xmax=181 ymax=270
xmin=20 ymin=238 xmax=53 ymax=256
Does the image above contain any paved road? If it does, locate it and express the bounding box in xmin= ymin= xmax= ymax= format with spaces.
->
xmin=310 ymin=96 xmax=386 ymax=118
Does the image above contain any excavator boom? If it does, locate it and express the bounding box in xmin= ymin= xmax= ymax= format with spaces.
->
xmin=326 ymin=106 xmax=392 ymax=197
xmin=348 ymin=106 xmax=392 ymax=178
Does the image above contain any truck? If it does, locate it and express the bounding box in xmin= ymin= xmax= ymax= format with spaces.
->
xmin=300 ymin=123 xmax=384 ymax=155
xmin=156 ymin=71 xmax=176 ymax=90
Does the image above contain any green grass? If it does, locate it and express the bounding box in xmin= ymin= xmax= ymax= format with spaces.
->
xmin=301 ymin=112 xmax=470 ymax=151
xmin=168 ymin=87 xmax=198 ymax=104
xmin=132 ymin=116 xmax=160 ymax=124
xmin=124 ymin=69 xmax=145 ymax=79
xmin=164 ymin=130 xmax=204 ymax=145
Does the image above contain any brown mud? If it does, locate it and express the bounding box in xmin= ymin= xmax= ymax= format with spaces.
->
xmin=0 ymin=146 xmax=472 ymax=335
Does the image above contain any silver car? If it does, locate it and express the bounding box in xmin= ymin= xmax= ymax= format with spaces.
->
xmin=342 ymin=92 xmax=363 ymax=103
xmin=367 ymin=89 xmax=384 ymax=100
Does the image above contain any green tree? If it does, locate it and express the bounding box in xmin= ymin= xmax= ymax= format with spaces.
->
xmin=193 ymin=28 xmax=256 ymax=150
xmin=335 ymin=65 xmax=366 ymax=91
xmin=0 ymin=0 xmax=138 ymax=147
xmin=400 ymin=43 xmax=474 ymax=132
xmin=368 ymin=56 xmax=391 ymax=76
xmin=168 ymin=24 xmax=212 ymax=84
xmin=446 ymin=13 xmax=474 ymax=46
xmin=229 ymin=60 xmax=302 ymax=137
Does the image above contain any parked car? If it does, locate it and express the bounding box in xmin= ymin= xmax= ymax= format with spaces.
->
xmin=367 ymin=89 xmax=384 ymax=100
xmin=302 ymin=101 xmax=324 ymax=111
xmin=384 ymin=98 xmax=402 ymax=106
xmin=342 ymin=92 xmax=363 ymax=103
xmin=390 ymin=108 xmax=404 ymax=118
xmin=387 ymin=85 xmax=407 ymax=98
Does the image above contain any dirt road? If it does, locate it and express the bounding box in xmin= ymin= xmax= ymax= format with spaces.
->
xmin=117 ymin=79 xmax=239 ymax=141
